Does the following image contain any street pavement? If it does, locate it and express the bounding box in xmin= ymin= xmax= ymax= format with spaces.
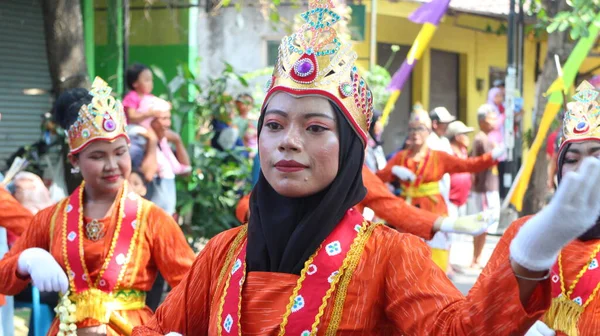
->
xmin=448 ymin=233 xmax=501 ymax=295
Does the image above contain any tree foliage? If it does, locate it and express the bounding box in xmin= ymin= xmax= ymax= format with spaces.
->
xmin=527 ymin=0 xmax=600 ymax=40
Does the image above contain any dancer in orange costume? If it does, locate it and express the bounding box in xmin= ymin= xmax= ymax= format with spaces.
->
xmin=0 ymin=79 xmax=195 ymax=335
xmin=490 ymin=82 xmax=600 ymax=336
xmin=127 ymin=2 xmax=600 ymax=335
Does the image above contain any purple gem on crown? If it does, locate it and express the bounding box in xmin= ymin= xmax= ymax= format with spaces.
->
xmin=294 ymin=58 xmax=315 ymax=78
xmin=103 ymin=119 xmax=116 ymax=132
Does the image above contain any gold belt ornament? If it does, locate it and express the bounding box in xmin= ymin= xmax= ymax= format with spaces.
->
xmin=403 ymin=182 xmax=440 ymax=200
xmin=68 ymin=288 xmax=146 ymax=324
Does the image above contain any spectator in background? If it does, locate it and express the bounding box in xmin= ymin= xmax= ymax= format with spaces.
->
xmin=469 ymin=104 xmax=501 ymax=269
xmin=447 ymin=121 xmax=475 ymax=219
xmin=234 ymin=93 xmax=258 ymax=155
xmin=130 ymin=100 xmax=191 ymax=216
xmin=365 ymin=111 xmax=387 ymax=173
xmin=427 ymin=106 xmax=455 ymax=154
xmin=123 ymin=63 xmax=162 ymax=125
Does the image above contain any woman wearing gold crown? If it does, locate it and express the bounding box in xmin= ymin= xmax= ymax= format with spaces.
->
xmin=0 ymin=79 xmax=195 ymax=335
xmin=478 ymin=81 xmax=600 ymax=336
xmin=133 ymin=2 xmax=600 ymax=335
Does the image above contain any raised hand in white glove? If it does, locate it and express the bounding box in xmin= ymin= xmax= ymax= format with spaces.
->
xmin=510 ymin=157 xmax=600 ymax=271
xmin=439 ymin=209 xmax=498 ymax=236
xmin=391 ymin=166 xmax=416 ymax=182
xmin=491 ymin=145 xmax=506 ymax=161
xmin=17 ymin=248 xmax=69 ymax=293
xmin=525 ymin=321 xmax=555 ymax=336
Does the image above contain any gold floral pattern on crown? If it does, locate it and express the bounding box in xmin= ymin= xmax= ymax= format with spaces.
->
xmin=67 ymin=77 xmax=129 ymax=154
xmin=560 ymin=81 xmax=600 ymax=147
xmin=262 ymin=0 xmax=374 ymax=146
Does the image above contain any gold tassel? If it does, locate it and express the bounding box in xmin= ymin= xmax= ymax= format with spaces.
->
xmin=543 ymin=296 xmax=583 ymax=336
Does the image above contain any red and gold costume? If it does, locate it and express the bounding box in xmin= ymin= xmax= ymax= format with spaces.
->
xmin=136 ymin=2 xmax=550 ymax=334
xmin=492 ymin=82 xmax=600 ymax=336
xmin=134 ymin=222 xmax=550 ymax=335
xmin=377 ymin=141 xmax=496 ymax=216
xmin=0 ymin=78 xmax=195 ymax=335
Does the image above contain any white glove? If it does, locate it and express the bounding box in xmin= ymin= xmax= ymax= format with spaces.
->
xmin=165 ymin=333 xmax=183 ymax=336
xmin=525 ymin=321 xmax=555 ymax=336
xmin=510 ymin=157 xmax=600 ymax=271
xmin=440 ymin=209 xmax=498 ymax=236
xmin=391 ymin=166 xmax=416 ymax=182
xmin=17 ymin=248 xmax=69 ymax=293
xmin=491 ymin=145 xmax=506 ymax=160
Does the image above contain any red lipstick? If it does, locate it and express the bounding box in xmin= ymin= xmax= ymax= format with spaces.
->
xmin=274 ymin=160 xmax=308 ymax=173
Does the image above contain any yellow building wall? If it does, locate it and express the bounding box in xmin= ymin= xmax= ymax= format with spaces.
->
xmin=354 ymin=0 xmax=579 ymax=138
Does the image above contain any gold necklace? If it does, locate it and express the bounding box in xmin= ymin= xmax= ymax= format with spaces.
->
xmin=85 ymin=219 xmax=105 ymax=241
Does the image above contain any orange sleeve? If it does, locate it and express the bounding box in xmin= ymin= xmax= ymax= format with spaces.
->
xmin=0 ymin=204 xmax=56 ymax=296
xmin=0 ymin=188 xmax=33 ymax=236
xmin=147 ymin=205 xmax=196 ymax=288
xmin=376 ymin=151 xmax=404 ymax=183
xmin=133 ymin=228 xmax=242 ymax=336
xmin=383 ymin=229 xmax=550 ymax=335
xmin=236 ymin=194 xmax=250 ymax=224
xmin=361 ymin=168 xmax=437 ymax=240
xmin=438 ymin=151 xmax=497 ymax=175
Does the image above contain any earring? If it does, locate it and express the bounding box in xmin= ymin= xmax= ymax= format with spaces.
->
xmin=70 ymin=166 xmax=80 ymax=174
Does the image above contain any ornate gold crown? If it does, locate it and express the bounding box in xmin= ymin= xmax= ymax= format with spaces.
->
xmin=67 ymin=77 xmax=129 ymax=154
xmin=560 ymin=81 xmax=600 ymax=149
xmin=262 ymin=0 xmax=373 ymax=146
xmin=409 ymin=102 xmax=431 ymax=129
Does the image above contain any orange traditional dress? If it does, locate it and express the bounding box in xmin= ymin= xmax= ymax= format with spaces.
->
xmin=0 ymin=187 xmax=34 ymax=306
xmin=0 ymin=186 xmax=33 ymax=237
xmin=482 ymin=217 xmax=600 ymax=336
xmin=133 ymin=215 xmax=550 ymax=335
xmin=377 ymin=144 xmax=497 ymax=270
xmin=0 ymin=78 xmax=196 ymax=335
xmin=0 ymin=181 xmax=195 ymax=335
xmin=377 ymin=149 xmax=496 ymax=216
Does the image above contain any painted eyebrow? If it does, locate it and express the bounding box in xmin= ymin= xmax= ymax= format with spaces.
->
xmin=264 ymin=109 xmax=334 ymax=120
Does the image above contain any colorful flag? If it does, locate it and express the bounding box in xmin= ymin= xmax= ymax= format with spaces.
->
xmin=379 ymin=0 xmax=451 ymax=126
xmin=507 ymin=14 xmax=600 ymax=212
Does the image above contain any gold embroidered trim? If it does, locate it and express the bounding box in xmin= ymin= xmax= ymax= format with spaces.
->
xmin=215 ymin=226 xmax=248 ymax=334
xmin=128 ymin=201 xmax=151 ymax=288
xmin=326 ymin=222 xmax=380 ymax=335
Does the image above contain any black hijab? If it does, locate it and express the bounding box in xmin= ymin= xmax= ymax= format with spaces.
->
xmin=247 ymin=102 xmax=367 ymax=275
xmin=557 ymin=141 xmax=600 ymax=241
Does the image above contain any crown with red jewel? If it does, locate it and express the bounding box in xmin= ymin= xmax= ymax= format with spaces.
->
xmin=67 ymin=77 xmax=129 ymax=154
xmin=262 ymin=0 xmax=374 ymax=146
xmin=559 ymin=81 xmax=600 ymax=148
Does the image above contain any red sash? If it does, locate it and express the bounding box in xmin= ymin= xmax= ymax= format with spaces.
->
xmin=550 ymin=248 xmax=600 ymax=306
xmin=64 ymin=183 xmax=139 ymax=293
xmin=218 ymin=208 xmax=365 ymax=335
xmin=400 ymin=149 xmax=431 ymax=188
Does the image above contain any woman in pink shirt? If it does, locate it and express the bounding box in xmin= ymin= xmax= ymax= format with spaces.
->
xmin=447 ymin=121 xmax=475 ymax=218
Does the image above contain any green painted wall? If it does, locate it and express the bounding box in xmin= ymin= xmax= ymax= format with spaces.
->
xmin=93 ymin=0 xmax=192 ymax=96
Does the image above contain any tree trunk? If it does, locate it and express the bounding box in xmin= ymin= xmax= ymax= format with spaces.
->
xmin=41 ymin=0 xmax=90 ymax=193
xmin=521 ymin=0 xmax=575 ymax=215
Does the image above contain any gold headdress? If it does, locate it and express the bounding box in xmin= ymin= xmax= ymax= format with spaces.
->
xmin=558 ymin=81 xmax=600 ymax=151
xmin=67 ymin=77 xmax=129 ymax=154
xmin=408 ymin=102 xmax=432 ymax=130
xmin=262 ymin=0 xmax=373 ymax=146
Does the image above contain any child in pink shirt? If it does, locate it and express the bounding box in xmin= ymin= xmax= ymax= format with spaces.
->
xmin=123 ymin=63 xmax=160 ymax=125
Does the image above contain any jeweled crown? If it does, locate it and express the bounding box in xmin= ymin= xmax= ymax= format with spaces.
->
xmin=67 ymin=77 xmax=129 ymax=154
xmin=262 ymin=0 xmax=374 ymax=146
xmin=560 ymin=81 xmax=600 ymax=148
